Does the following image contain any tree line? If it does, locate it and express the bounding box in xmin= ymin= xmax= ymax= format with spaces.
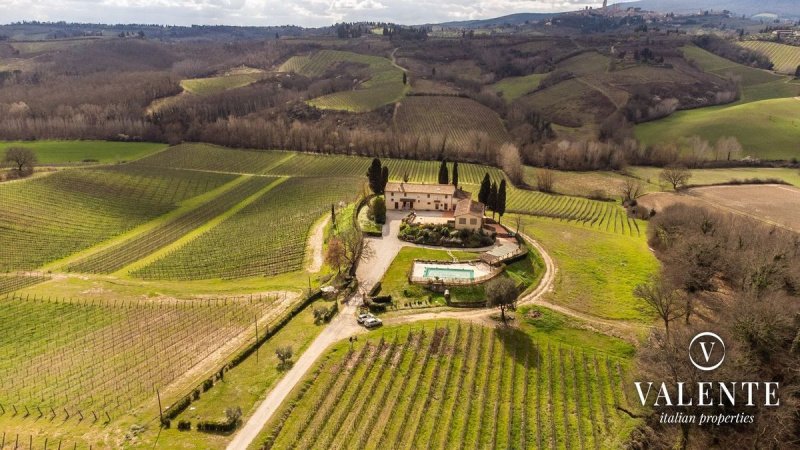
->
xmin=631 ymin=204 xmax=800 ymax=449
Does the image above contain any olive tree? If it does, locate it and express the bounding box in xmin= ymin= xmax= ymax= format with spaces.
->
xmin=486 ymin=277 xmax=519 ymax=323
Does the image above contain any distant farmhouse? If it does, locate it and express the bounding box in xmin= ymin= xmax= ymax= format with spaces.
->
xmin=385 ymin=182 xmax=485 ymax=231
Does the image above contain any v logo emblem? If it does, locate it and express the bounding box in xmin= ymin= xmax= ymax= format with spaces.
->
xmin=699 ymin=341 xmax=715 ymax=362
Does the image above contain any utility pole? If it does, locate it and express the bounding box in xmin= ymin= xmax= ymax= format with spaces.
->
xmin=156 ymin=389 xmax=163 ymax=426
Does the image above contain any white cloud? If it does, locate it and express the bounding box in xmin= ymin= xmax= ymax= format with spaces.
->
xmin=0 ymin=0 xmax=602 ymax=27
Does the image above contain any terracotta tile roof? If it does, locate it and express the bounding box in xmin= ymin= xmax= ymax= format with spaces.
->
xmin=454 ymin=198 xmax=485 ymax=217
xmin=385 ymin=182 xmax=457 ymax=196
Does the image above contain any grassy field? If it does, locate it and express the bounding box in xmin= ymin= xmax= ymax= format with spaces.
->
xmin=635 ymin=97 xmax=800 ymax=160
xmin=631 ymin=166 xmax=800 ymax=188
xmin=518 ymin=215 xmax=658 ymax=323
xmin=0 ymin=166 xmax=235 ymax=272
xmin=180 ymin=67 xmax=265 ymax=95
xmin=680 ymin=45 xmax=800 ymax=103
xmin=492 ymin=73 xmax=547 ymax=102
xmin=255 ymin=321 xmax=639 ymax=450
xmin=141 ymin=297 xmax=333 ymax=449
xmin=523 ymin=167 xmax=653 ymax=199
xmin=279 ymin=50 xmax=407 ymax=112
xmin=0 ymin=140 xmax=166 ymax=164
xmin=739 ymin=41 xmax=800 ymax=75
xmin=394 ymin=96 xmax=511 ymax=151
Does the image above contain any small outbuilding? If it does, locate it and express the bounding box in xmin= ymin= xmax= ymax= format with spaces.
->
xmin=453 ymin=199 xmax=485 ymax=231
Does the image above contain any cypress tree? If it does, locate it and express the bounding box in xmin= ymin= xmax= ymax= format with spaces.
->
xmin=381 ymin=165 xmax=389 ymax=195
xmin=478 ymin=173 xmax=491 ymax=204
xmin=488 ymin=181 xmax=498 ymax=219
xmin=367 ymin=158 xmax=382 ymax=195
xmin=438 ymin=160 xmax=449 ymax=185
xmin=497 ymin=179 xmax=507 ymax=223
xmin=452 ymin=161 xmax=459 ymax=187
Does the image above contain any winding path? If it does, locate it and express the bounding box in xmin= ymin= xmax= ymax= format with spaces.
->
xmin=228 ymin=216 xmax=639 ymax=449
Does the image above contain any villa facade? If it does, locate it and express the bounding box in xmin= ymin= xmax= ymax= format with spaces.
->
xmin=385 ymin=182 xmax=468 ymax=211
xmin=386 ymin=182 xmax=486 ymax=231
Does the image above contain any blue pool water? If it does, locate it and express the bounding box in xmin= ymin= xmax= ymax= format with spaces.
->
xmin=423 ymin=266 xmax=475 ymax=280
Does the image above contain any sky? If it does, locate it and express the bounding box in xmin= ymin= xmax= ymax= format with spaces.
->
xmin=0 ymin=0 xmax=606 ymax=28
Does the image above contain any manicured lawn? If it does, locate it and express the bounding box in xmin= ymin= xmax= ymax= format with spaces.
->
xmin=0 ymin=140 xmax=167 ymax=164
xmin=519 ymin=215 xmax=659 ymax=323
xmin=380 ymin=247 xmax=483 ymax=307
xmin=378 ymin=242 xmax=545 ymax=308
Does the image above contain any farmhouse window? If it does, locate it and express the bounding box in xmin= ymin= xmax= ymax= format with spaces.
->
xmin=459 ymin=218 xmax=467 ymax=224
xmin=470 ymin=218 xmax=477 ymax=225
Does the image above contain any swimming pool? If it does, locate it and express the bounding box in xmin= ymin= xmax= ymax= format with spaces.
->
xmin=422 ymin=266 xmax=475 ymax=280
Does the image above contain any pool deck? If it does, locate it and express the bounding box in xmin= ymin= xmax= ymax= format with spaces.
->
xmin=412 ymin=260 xmax=493 ymax=281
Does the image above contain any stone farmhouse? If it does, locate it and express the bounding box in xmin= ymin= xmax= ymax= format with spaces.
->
xmin=385 ymin=182 xmax=485 ymax=231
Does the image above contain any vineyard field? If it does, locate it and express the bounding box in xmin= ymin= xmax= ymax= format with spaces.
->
xmin=279 ymin=50 xmax=406 ymax=112
xmin=394 ymin=96 xmax=511 ymax=153
xmin=133 ymin=177 xmax=361 ymax=280
xmin=258 ymin=324 xmax=637 ymax=450
xmin=0 ymin=166 xmax=236 ymax=272
xmin=67 ymin=176 xmax=279 ymax=274
xmin=264 ymin=151 xmax=504 ymax=184
xmin=739 ymin=41 xmax=800 ymax=75
xmin=133 ymin=143 xmax=292 ymax=174
xmin=0 ymin=274 xmax=50 ymax=295
xmin=0 ymin=293 xmax=283 ymax=423
xmin=507 ymin=187 xmax=643 ymax=236
xmin=180 ymin=67 xmax=266 ymax=95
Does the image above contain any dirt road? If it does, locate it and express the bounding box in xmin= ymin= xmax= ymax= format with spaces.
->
xmin=225 ymin=297 xmax=364 ymax=450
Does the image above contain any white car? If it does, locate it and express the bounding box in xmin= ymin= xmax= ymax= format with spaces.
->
xmin=363 ymin=317 xmax=382 ymax=329
xmin=357 ymin=312 xmax=374 ymax=324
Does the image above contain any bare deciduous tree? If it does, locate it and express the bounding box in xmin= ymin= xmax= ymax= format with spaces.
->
xmin=535 ymin=168 xmax=555 ymax=193
xmin=714 ymin=136 xmax=743 ymax=161
xmin=4 ymin=147 xmax=37 ymax=176
xmin=498 ymin=143 xmax=523 ymax=185
xmin=633 ymin=277 xmax=684 ymax=336
xmin=659 ymin=166 xmax=691 ymax=191
xmin=618 ymin=178 xmax=645 ymax=203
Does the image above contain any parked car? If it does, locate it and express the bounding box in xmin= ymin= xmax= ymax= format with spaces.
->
xmin=357 ymin=312 xmax=374 ymax=324
xmin=362 ymin=317 xmax=382 ymax=329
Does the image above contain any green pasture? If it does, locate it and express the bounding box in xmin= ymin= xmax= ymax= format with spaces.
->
xmin=0 ymin=140 xmax=166 ymax=164
xmin=635 ymin=97 xmax=800 ymax=160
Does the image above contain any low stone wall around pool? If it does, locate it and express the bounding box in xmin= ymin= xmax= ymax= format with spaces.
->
xmin=409 ymin=259 xmax=502 ymax=285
